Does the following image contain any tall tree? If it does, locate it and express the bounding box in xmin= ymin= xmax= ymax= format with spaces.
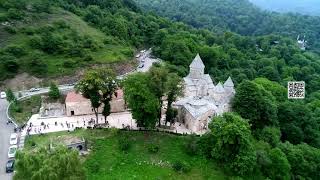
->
xmin=165 ymin=73 xmax=183 ymax=125
xmin=123 ymin=73 xmax=159 ymax=128
xmin=99 ymin=69 xmax=117 ymax=123
xmin=208 ymin=112 xmax=257 ymax=175
xmin=48 ymin=82 xmax=60 ymax=100
xmin=148 ymin=64 xmax=169 ymax=127
xmin=14 ymin=146 xmax=85 ymax=180
xmin=76 ymin=68 xmax=117 ymax=124
xmin=5 ymin=88 xmax=16 ymax=102
xmin=232 ymin=80 xmax=278 ymax=130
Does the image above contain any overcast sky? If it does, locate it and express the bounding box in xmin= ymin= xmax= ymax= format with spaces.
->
xmin=249 ymin=0 xmax=320 ymax=16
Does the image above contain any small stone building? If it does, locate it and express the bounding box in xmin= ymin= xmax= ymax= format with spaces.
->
xmin=65 ymin=89 xmax=126 ymax=116
xmin=174 ymin=54 xmax=235 ymax=133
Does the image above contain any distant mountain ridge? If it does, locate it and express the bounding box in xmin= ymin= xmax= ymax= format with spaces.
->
xmin=249 ymin=0 xmax=320 ymax=16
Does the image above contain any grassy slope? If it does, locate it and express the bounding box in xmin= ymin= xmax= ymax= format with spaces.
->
xmin=9 ymin=95 xmax=41 ymax=125
xmin=24 ymin=129 xmax=228 ymax=180
xmin=1 ymin=7 xmax=133 ymax=79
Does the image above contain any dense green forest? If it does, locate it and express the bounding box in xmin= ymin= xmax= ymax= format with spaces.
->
xmin=1 ymin=0 xmax=320 ymax=179
xmin=136 ymin=0 xmax=320 ymax=52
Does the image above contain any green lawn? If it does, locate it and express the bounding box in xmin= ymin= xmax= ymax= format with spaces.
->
xmin=9 ymin=95 xmax=41 ymax=125
xmin=24 ymin=129 xmax=228 ymax=180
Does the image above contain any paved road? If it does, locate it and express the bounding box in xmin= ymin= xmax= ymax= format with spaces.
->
xmin=0 ymin=99 xmax=14 ymax=180
xmin=137 ymin=49 xmax=160 ymax=73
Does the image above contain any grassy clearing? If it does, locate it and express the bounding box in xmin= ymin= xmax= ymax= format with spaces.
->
xmin=9 ymin=95 xmax=41 ymax=125
xmin=24 ymin=129 xmax=227 ymax=180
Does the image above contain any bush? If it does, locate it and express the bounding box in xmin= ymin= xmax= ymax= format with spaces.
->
xmin=7 ymin=8 xmax=24 ymax=20
xmin=172 ymin=161 xmax=191 ymax=173
xmin=147 ymin=143 xmax=159 ymax=153
xmin=5 ymin=45 xmax=27 ymax=57
xmin=21 ymin=27 xmax=36 ymax=35
xmin=63 ymin=60 xmax=76 ymax=68
xmin=12 ymin=101 xmax=22 ymax=113
xmin=118 ymin=136 xmax=130 ymax=151
xmin=83 ymin=55 xmax=94 ymax=62
xmin=4 ymin=26 xmax=17 ymax=34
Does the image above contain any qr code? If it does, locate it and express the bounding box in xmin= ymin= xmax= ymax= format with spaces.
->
xmin=288 ymin=81 xmax=305 ymax=99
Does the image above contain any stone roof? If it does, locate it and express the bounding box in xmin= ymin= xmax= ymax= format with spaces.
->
xmin=224 ymin=77 xmax=234 ymax=87
xmin=215 ymin=82 xmax=225 ymax=93
xmin=65 ymin=91 xmax=89 ymax=103
xmin=203 ymin=74 xmax=215 ymax=89
xmin=175 ymin=96 xmax=217 ymax=119
xmin=190 ymin=54 xmax=205 ymax=69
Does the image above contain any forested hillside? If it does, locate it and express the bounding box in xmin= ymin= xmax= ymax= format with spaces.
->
xmin=1 ymin=0 xmax=319 ymax=179
xmin=136 ymin=0 xmax=320 ymax=51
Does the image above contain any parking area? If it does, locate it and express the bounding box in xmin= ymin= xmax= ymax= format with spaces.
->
xmin=0 ymin=98 xmax=14 ymax=180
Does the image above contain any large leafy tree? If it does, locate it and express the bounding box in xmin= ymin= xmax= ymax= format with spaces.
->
xmin=165 ymin=72 xmax=183 ymax=125
xmin=279 ymin=142 xmax=320 ymax=179
xmin=278 ymin=101 xmax=319 ymax=147
xmin=123 ymin=73 xmax=159 ymax=128
xmin=148 ymin=64 xmax=169 ymax=126
xmin=99 ymin=69 xmax=118 ymax=123
xmin=232 ymin=80 xmax=278 ymax=130
xmin=48 ymin=82 xmax=60 ymax=100
xmin=208 ymin=112 xmax=257 ymax=175
xmin=76 ymin=68 xmax=117 ymax=124
xmin=14 ymin=146 xmax=85 ymax=180
xmin=5 ymin=88 xmax=16 ymax=102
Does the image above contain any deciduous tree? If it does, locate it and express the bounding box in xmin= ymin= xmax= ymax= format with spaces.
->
xmin=209 ymin=112 xmax=256 ymax=175
xmin=14 ymin=146 xmax=85 ymax=180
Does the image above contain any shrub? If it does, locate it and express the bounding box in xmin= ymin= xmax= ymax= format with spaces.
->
xmin=12 ymin=101 xmax=22 ymax=113
xmin=63 ymin=60 xmax=76 ymax=68
xmin=147 ymin=143 xmax=159 ymax=153
xmin=29 ymin=35 xmax=43 ymax=49
xmin=7 ymin=8 xmax=24 ymax=20
xmin=4 ymin=60 xmax=19 ymax=73
xmin=5 ymin=45 xmax=27 ymax=57
xmin=83 ymin=55 xmax=94 ymax=62
xmin=118 ymin=136 xmax=130 ymax=151
xmin=21 ymin=27 xmax=36 ymax=35
xmin=172 ymin=161 xmax=191 ymax=173
xmin=4 ymin=26 xmax=17 ymax=34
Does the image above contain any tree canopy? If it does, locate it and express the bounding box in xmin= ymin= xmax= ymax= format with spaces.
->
xmin=14 ymin=146 xmax=85 ymax=180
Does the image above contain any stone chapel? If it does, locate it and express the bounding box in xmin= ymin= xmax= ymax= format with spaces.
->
xmin=174 ymin=54 xmax=235 ymax=133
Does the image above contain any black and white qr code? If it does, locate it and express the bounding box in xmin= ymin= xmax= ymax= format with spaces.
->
xmin=288 ymin=81 xmax=305 ymax=99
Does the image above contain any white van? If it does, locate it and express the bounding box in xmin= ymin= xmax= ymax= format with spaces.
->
xmin=0 ymin=91 xmax=6 ymax=99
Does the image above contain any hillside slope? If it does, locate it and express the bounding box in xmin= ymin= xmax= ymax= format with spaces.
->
xmin=0 ymin=0 xmax=135 ymax=85
xmin=135 ymin=0 xmax=320 ymax=51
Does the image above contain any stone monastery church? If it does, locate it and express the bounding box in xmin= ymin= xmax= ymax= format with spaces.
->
xmin=174 ymin=54 xmax=235 ymax=133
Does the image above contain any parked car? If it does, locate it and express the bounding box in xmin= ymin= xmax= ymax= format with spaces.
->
xmin=9 ymin=133 xmax=18 ymax=145
xmin=8 ymin=145 xmax=17 ymax=159
xmin=29 ymin=88 xmax=40 ymax=92
xmin=0 ymin=91 xmax=6 ymax=99
xmin=5 ymin=159 xmax=15 ymax=173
